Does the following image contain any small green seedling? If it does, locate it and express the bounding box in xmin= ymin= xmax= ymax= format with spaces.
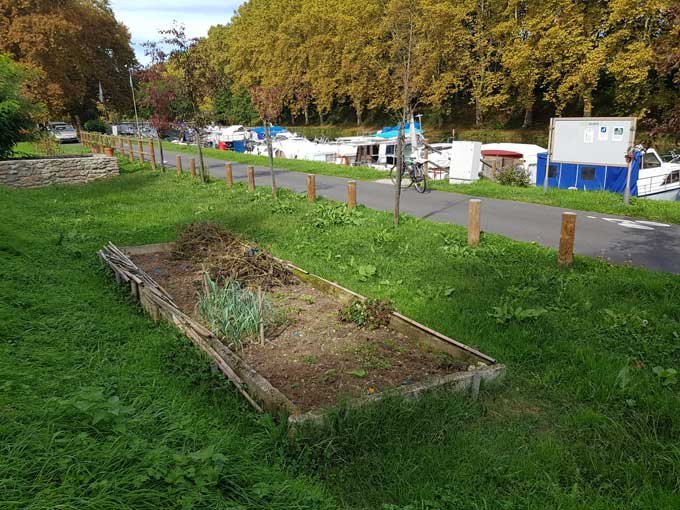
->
xmin=348 ymin=369 xmax=368 ymax=378
xmin=652 ymin=366 xmax=677 ymax=386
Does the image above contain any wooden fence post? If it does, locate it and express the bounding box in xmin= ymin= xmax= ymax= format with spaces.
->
xmin=148 ymin=139 xmax=156 ymax=170
xmin=468 ymin=199 xmax=481 ymax=247
xmin=176 ymin=155 xmax=182 ymax=176
xmin=307 ymin=174 xmax=316 ymax=203
xmin=119 ymin=137 xmax=125 ymax=154
xmin=247 ymin=166 xmax=255 ymax=191
xmin=225 ymin=163 xmax=233 ymax=188
xmin=128 ymin=139 xmax=134 ymax=162
xmin=137 ymin=140 xmax=144 ymax=164
xmin=189 ymin=158 xmax=196 ymax=177
xmin=558 ymin=212 xmax=577 ymax=267
xmin=347 ymin=180 xmax=357 ymax=209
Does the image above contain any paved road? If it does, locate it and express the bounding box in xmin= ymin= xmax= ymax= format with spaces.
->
xmin=145 ymin=147 xmax=680 ymax=274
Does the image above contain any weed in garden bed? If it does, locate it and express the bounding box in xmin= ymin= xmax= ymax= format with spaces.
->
xmin=340 ymin=299 xmax=394 ymax=330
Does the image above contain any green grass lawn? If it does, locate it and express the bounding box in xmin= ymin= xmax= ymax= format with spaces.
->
xmin=160 ymin=141 xmax=387 ymax=181
xmin=12 ymin=141 xmax=91 ymax=157
xmin=3 ymin=158 xmax=678 ymax=509
xmin=157 ymin=140 xmax=680 ymax=225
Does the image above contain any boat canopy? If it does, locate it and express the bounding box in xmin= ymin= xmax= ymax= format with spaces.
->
xmin=250 ymin=126 xmax=289 ymax=140
xmin=375 ymin=122 xmax=422 ymax=139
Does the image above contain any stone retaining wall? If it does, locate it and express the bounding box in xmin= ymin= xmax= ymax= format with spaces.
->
xmin=0 ymin=154 xmax=119 ymax=189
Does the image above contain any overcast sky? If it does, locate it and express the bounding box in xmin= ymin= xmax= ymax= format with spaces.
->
xmin=110 ymin=0 xmax=244 ymax=64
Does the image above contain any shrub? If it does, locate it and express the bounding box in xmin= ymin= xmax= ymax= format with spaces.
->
xmin=0 ymin=54 xmax=39 ymax=159
xmin=495 ymin=165 xmax=532 ymax=187
xmin=83 ymin=118 xmax=109 ymax=133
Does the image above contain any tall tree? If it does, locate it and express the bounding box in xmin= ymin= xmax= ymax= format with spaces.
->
xmin=0 ymin=0 xmax=136 ymax=120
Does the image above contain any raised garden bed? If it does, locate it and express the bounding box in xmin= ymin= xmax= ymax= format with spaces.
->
xmin=99 ymin=228 xmax=504 ymax=428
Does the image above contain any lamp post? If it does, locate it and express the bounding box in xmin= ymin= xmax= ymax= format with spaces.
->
xmin=129 ymin=68 xmax=141 ymax=137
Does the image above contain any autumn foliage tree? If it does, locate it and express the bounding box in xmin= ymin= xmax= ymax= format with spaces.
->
xmin=208 ymin=0 xmax=680 ymax=129
xmin=0 ymin=0 xmax=135 ymax=120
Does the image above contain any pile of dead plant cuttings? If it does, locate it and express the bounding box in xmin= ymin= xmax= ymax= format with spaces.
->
xmin=172 ymin=222 xmax=297 ymax=291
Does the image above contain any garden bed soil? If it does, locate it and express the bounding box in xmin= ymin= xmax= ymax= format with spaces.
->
xmin=133 ymin=251 xmax=470 ymax=411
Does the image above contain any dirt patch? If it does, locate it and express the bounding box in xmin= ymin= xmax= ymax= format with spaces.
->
xmin=133 ymin=238 xmax=468 ymax=412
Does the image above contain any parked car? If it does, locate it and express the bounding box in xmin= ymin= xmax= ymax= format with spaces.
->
xmin=48 ymin=122 xmax=79 ymax=143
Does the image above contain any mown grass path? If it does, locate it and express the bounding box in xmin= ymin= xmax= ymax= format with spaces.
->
xmin=1 ymin=161 xmax=679 ymax=509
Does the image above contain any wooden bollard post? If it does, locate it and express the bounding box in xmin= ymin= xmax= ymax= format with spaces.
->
xmin=468 ymin=199 xmax=481 ymax=247
xmin=148 ymin=139 xmax=156 ymax=170
xmin=307 ymin=174 xmax=316 ymax=203
xmin=247 ymin=166 xmax=255 ymax=191
xmin=128 ymin=139 xmax=134 ymax=162
xmin=176 ymin=155 xmax=182 ymax=176
xmin=558 ymin=212 xmax=577 ymax=267
xmin=189 ymin=158 xmax=196 ymax=177
xmin=347 ymin=180 xmax=357 ymax=209
xmin=225 ymin=163 xmax=233 ymax=188
xmin=137 ymin=140 xmax=144 ymax=164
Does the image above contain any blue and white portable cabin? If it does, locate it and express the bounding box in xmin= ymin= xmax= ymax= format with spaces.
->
xmin=536 ymin=150 xmax=641 ymax=196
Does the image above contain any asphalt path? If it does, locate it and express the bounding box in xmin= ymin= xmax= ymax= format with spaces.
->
xmin=146 ymin=147 xmax=680 ymax=274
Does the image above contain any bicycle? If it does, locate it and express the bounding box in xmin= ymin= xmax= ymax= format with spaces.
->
xmin=389 ymin=157 xmax=427 ymax=193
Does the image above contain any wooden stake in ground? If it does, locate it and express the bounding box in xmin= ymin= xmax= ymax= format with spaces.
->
xmin=468 ymin=199 xmax=481 ymax=247
xmin=247 ymin=166 xmax=255 ymax=192
xmin=558 ymin=212 xmax=577 ymax=267
xmin=137 ymin=140 xmax=144 ymax=164
xmin=148 ymin=139 xmax=156 ymax=171
xmin=175 ymin=155 xmax=182 ymax=176
xmin=190 ymin=158 xmax=196 ymax=177
xmin=347 ymin=180 xmax=357 ymax=209
xmin=226 ymin=163 xmax=233 ymax=188
xmin=258 ymin=286 xmax=265 ymax=346
xmin=307 ymin=174 xmax=316 ymax=203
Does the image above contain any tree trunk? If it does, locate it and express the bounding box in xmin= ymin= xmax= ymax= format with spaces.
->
xmin=475 ymin=98 xmax=483 ymax=127
xmin=266 ymin=121 xmax=277 ymax=198
xmin=583 ymin=91 xmax=593 ymax=117
xmin=393 ymin=121 xmax=404 ymax=226
xmin=158 ymin=134 xmax=165 ymax=172
xmin=304 ymin=106 xmax=309 ymax=125
xmin=196 ymin=131 xmax=207 ymax=183
xmin=356 ymin=107 xmax=362 ymax=126
xmin=522 ymin=104 xmax=533 ymax=129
